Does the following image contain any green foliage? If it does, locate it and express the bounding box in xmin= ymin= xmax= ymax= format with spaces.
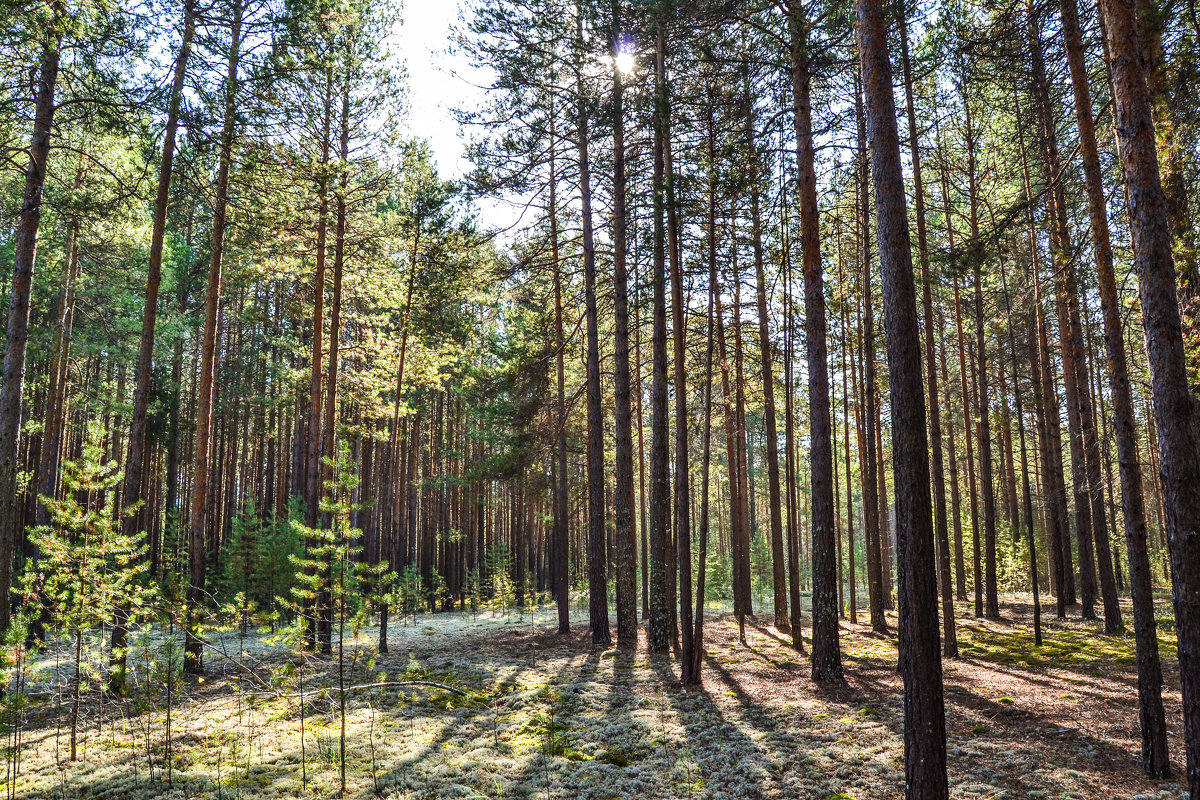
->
xmin=290 ymin=451 xmax=364 ymax=631
xmin=395 ymin=564 xmax=427 ymax=620
xmin=484 ymin=543 xmax=516 ymax=613
xmin=357 ymin=557 xmax=397 ymax=628
xmin=215 ymin=500 xmax=303 ymax=626
xmin=24 ymin=425 xmax=151 ymax=653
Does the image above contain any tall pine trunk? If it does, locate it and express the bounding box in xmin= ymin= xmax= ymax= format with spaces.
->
xmin=576 ymin=6 xmax=609 ymax=646
xmin=855 ymin=0 xmax=947 ymax=793
xmin=647 ymin=22 xmax=673 ymax=654
xmin=609 ymin=0 xmax=638 ymax=647
xmin=789 ymin=0 xmax=841 ymax=683
xmin=900 ymin=17 xmax=956 ymax=656
xmin=1097 ymin=0 xmax=1200 ymax=790
xmin=0 ymin=6 xmax=62 ymax=636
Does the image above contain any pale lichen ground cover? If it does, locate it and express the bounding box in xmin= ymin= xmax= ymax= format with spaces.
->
xmin=4 ymin=599 xmax=1192 ymax=799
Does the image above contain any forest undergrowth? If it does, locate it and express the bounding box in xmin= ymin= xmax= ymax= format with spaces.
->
xmin=4 ymin=599 xmax=1190 ymax=800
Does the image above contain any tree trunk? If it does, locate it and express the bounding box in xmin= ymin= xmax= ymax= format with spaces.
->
xmin=316 ymin=66 xmax=351 ymax=654
xmin=575 ymin=10 xmax=609 ymax=647
xmin=1058 ymin=0 xmax=1126 ymax=634
xmin=0 ymin=14 xmax=60 ymax=635
xmin=647 ymin=23 xmax=673 ymax=655
xmin=609 ymin=0 xmax=638 ymax=648
xmin=1097 ymin=0 xmax=1200 ymax=790
xmin=855 ymin=79 xmax=886 ymax=634
xmin=961 ymin=91 xmax=1001 ymax=620
xmin=549 ymin=108 xmax=570 ymax=636
xmin=855 ymin=0 xmax=947 ymax=793
xmin=789 ymin=0 xmax=841 ymax=683
xmin=900 ymin=16 xmax=956 ymax=656
xmin=669 ymin=48 xmax=694 ymax=677
xmin=1027 ymin=0 xmax=1099 ymax=618
xmin=744 ymin=67 xmax=788 ymax=633
xmin=1057 ymin=0 xmax=1173 ymax=759
xmin=303 ymin=69 xmax=335 ymax=646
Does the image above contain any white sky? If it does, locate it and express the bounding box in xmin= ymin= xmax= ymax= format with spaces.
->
xmin=399 ymin=0 xmax=479 ymax=180
xmin=399 ymin=0 xmax=528 ymax=234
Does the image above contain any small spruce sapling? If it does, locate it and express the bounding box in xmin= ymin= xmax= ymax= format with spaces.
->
xmin=290 ymin=447 xmax=363 ymax=795
xmin=25 ymin=426 xmax=150 ymax=761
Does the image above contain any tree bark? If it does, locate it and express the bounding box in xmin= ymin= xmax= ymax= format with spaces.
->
xmin=647 ymin=22 xmax=672 ymax=655
xmin=0 ymin=6 xmax=63 ymax=636
xmin=900 ymin=16 xmax=956 ymax=656
xmin=789 ymin=0 xmax=841 ymax=683
xmin=609 ymin=0 xmax=638 ymax=648
xmin=855 ymin=78 xmax=886 ymax=635
xmin=961 ymin=90 xmax=1000 ymax=620
xmin=1097 ymin=0 xmax=1200 ymax=790
xmin=855 ymin=0 xmax=947 ymax=793
xmin=1026 ymin=0 xmax=1099 ymax=618
xmin=548 ymin=108 xmax=570 ymax=636
xmin=1058 ymin=0 xmax=1125 ymax=634
xmin=576 ymin=51 xmax=610 ymax=645
xmin=744 ymin=66 xmax=788 ymax=633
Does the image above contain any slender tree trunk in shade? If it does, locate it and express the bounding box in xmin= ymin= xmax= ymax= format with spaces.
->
xmin=636 ymin=273 xmax=649 ymax=621
xmin=303 ymin=71 xmax=334 ymax=646
xmin=1027 ymin=0 xmax=1098 ymax=618
xmin=0 ymin=11 xmax=62 ymax=636
xmin=960 ymin=91 xmax=1000 ymax=620
xmin=935 ymin=130 xmax=972 ymax=607
xmin=997 ymin=249 xmax=1046 ymax=646
xmin=692 ymin=102 xmax=722 ymax=681
xmin=1017 ymin=329 xmax=1043 ymax=646
xmin=549 ymin=113 xmax=570 ymax=636
xmin=744 ymin=66 xmax=788 ymax=633
xmin=1058 ymin=0 xmax=1125 ymax=634
xmin=996 ymin=348 xmax=1020 ymax=539
xmin=1014 ymin=99 xmax=1072 ymax=613
xmin=733 ymin=253 xmax=754 ymax=629
xmin=664 ymin=63 xmax=683 ymax=651
xmin=950 ymin=268 xmax=981 ymax=616
xmin=782 ymin=192 xmax=804 ymax=652
xmin=1097 ymin=0 xmax=1200 ymax=789
xmin=876 ymin=390 xmax=893 ymax=610
xmin=789 ymin=0 xmax=841 ymax=683
xmin=647 ymin=23 xmax=672 ymax=654
xmin=717 ymin=266 xmax=746 ymax=632
xmin=855 ymin=0 xmax=947 ymax=792
xmin=843 ymin=276 xmax=858 ymax=625
xmin=900 ymin=16 xmax=956 ymax=656
xmin=1037 ymin=280 xmax=1074 ymax=615
xmin=114 ymin=0 xmax=198 ymax=689
xmin=939 ymin=320 xmax=967 ymax=605
xmin=609 ymin=1 xmax=638 ymax=646
xmin=855 ymin=78 xmax=885 ymax=634
xmin=669 ymin=76 xmax=693 ymax=680
xmin=573 ymin=14 xmax=610 ymax=645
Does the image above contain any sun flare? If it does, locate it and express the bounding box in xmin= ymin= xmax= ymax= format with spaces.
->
xmin=615 ymin=49 xmax=635 ymax=76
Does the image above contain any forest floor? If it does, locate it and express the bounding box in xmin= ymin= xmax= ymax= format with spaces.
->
xmin=7 ymin=595 xmax=1193 ymax=800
